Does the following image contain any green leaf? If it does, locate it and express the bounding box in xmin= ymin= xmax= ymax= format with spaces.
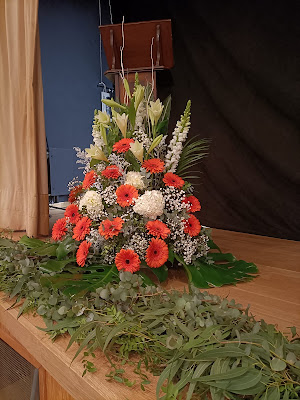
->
xmin=148 ymin=265 xmax=168 ymax=283
xmin=137 ymin=272 xmax=156 ymax=287
xmin=176 ymin=136 xmax=210 ymax=179
xmin=208 ymin=253 xmax=236 ymax=262
xmin=207 ymin=239 xmax=221 ymax=252
xmin=190 ymin=346 xmax=246 ymax=361
xmin=195 ymin=366 xmax=249 ymax=382
xmin=90 ymin=158 xmax=101 ymax=168
xmin=19 ymin=236 xmax=45 ymax=248
xmin=127 ymin=98 xmax=136 ymax=128
xmin=168 ymin=247 xmax=175 ymax=263
xmin=0 ymin=238 xmax=15 ymax=248
xmin=56 ymin=237 xmax=76 ymax=260
xmin=9 ymin=276 xmax=27 ymax=299
xmin=147 ymin=134 xmax=163 ymax=154
xmin=32 ymin=243 xmax=58 ymax=257
xmin=157 ymin=95 xmax=171 ymax=135
xmin=123 ymin=78 xmax=131 ymax=98
xmin=270 ymin=358 xmax=286 ymax=371
xmin=186 ymin=362 xmax=211 ymax=400
xmin=266 ymin=387 xmax=280 ymax=400
xmin=39 ymin=259 xmax=76 ymax=273
xmin=103 ymin=322 xmax=134 ymax=352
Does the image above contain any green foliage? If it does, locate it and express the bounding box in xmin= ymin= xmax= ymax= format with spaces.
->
xmin=176 ymin=136 xmax=210 ymax=180
xmin=0 ymin=238 xmax=299 ymax=399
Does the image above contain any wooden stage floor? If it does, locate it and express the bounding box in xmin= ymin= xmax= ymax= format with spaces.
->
xmin=165 ymin=229 xmax=300 ymax=333
xmin=1 ymin=228 xmax=299 ymax=400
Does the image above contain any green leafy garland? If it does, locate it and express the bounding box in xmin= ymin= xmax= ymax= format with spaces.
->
xmin=0 ymin=236 xmax=299 ymax=399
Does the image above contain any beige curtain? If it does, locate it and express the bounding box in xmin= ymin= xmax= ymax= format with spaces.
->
xmin=0 ymin=0 xmax=49 ymax=237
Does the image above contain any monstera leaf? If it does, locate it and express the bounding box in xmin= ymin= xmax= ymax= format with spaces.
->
xmin=175 ymin=239 xmax=258 ymax=288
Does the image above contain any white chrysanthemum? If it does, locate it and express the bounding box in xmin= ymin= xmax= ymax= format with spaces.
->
xmin=133 ymin=190 xmax=164 ymax=219
xmin=125 ymin=171 xmax=145 ymax=190
xmin=79 ymin=190 xmax=104 ymax=216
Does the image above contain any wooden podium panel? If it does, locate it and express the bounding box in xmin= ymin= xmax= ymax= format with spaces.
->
xmin=100 ymin=19 xmax=173 ymax=71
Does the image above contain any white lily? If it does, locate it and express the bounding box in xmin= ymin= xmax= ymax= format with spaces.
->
xmin=113 ymin=113 xmax=128 ymax=138
xmin=85 ymin=144 xmax=108 ymax=161
xmin=95 ymin=111 xmax=110 ymax=126
xmin=134 ymin=85 xmax=145 ymax=110
xmin=130 ymin=140 xmax=144 ymax=163
xmin=148 ymin=99 xmax=164 ymax=126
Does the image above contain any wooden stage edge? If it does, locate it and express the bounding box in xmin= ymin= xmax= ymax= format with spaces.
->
xmin=0 ymin=228 xmax=299 ymax=400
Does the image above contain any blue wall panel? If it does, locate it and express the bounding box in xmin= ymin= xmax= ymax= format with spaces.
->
xmin=39 ymin=0 xmax=111 ymax=197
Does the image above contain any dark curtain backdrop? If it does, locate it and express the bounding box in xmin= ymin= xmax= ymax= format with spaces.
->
xmin=112 ymin=0 xmax=300 ymax=240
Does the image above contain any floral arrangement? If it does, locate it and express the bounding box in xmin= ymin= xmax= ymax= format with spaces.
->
xmin=51 ymin=77 xmax=258 ymax=287
xmin=0 ymin=77 xmax=298 ymax=400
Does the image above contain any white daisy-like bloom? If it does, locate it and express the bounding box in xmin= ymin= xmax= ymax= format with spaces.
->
xmin=79 ymin=190 xmax=104 ymax=216
xmin=124 ymin=171 xmax=145 ymax=190
xmin=133 ymin=190 xmax=165 ymax=219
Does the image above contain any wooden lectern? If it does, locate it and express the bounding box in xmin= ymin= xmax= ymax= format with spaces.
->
xmin=99 ymin=20 xmax=173 ymax=101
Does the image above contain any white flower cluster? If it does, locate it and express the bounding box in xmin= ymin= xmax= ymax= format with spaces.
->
xmin=154 ymin=134 xmax=168 ymax=159
xmin=74 ymin=147 xmax=91 ymax=173
xmin=67 ymin=176 xmax=81 ymax=191
xmin=101 ymin=185 xmax=117 ymax=206
xmin=107 ymin=153 xmax=129 ymax=173
xmin=162 ymin=187 xmax=188 ymax=212
xmin=79 ymin=191 xmax=104 ymax=219
xmin=124 ymin=171 xmax=145 ymax=190
xmin=125 ymin=232 xmax=149 ymax=259
xmin=134 ymin=101 xmax=146 ymax=131
xmin=133 ymin=190 xmax=165 ymax=219
xmin=133 ymin=129 xmax=151 ymax=151
xmin=165 ymin=117 xmax=190 ymax=172
xmin=86 ymin=229 xmax=105 ymax=253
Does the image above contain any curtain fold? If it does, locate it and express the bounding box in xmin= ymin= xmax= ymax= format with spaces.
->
xmin=0 ymin=0 xmax=49 ymax=237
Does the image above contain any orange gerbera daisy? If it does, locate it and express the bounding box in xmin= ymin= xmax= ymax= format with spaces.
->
xmin=146 ymin=238 xmax=169 ymax=268
xmin=82 ymin=170 xmax=97 ymax=189
xmin=115 ymin=249 xmax=141 ymax=273
xmin=142 ymin=158 xmax=165 ymax=174
xmin=182 ymin=195 xmax=201 ymax=213
xmin=163 ymin=172 xmax=185 ymax=189
xmin=68 ymin=185 xmax=83 ymax=203
xmin=73 ymin=216 xmax=92 ymax=241
xmin=113 ymin=138 xmax=134 ymax=153
xmin=183 ymin=215 xmax=201 ymax=237
xmin=52 ymin=218 xmax=67 ymax=241
xmin=76 ymin=240 xmax=91 ymax=267
xmin=99 ymin=217 xmax=124 ymax=240
xmin=146 ymin=220 xmax=170 ymax=239
xmin=116 ymin=184 xmax=138 ymax=207
xmin=64 ymin=204 xmax=81 ymax=224
xmin=101 ymin=165 xmax=122 ymax=179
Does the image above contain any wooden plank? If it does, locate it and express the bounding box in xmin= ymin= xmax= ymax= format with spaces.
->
xmin=0 ymin=295 xmax=158 ymax=400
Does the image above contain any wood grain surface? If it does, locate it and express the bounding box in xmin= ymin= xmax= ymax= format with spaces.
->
xmin=0 ymin=229 xmax=299 ymax=400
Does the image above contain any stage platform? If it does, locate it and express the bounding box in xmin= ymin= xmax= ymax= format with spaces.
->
xmin=0 ymin=229 xmax=299 ymax=400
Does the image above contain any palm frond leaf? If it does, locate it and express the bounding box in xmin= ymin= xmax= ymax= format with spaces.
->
xmin=176 ymin=136 xmax=211 ymax=179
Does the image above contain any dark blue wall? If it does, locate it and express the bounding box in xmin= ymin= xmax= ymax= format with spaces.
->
xmin=39 ymin=0 xmax=111 ymax=198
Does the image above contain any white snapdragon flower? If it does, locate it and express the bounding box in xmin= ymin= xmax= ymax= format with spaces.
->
xmin=133 ymin=190 xmax=165 ymax=219
xmin=79 ymin=190 xmax=104 ymax=216
xmin=165 ymin=101 xmax=191 ymax=172
xmin=125 ymin=171 xmax=145 ymax=190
